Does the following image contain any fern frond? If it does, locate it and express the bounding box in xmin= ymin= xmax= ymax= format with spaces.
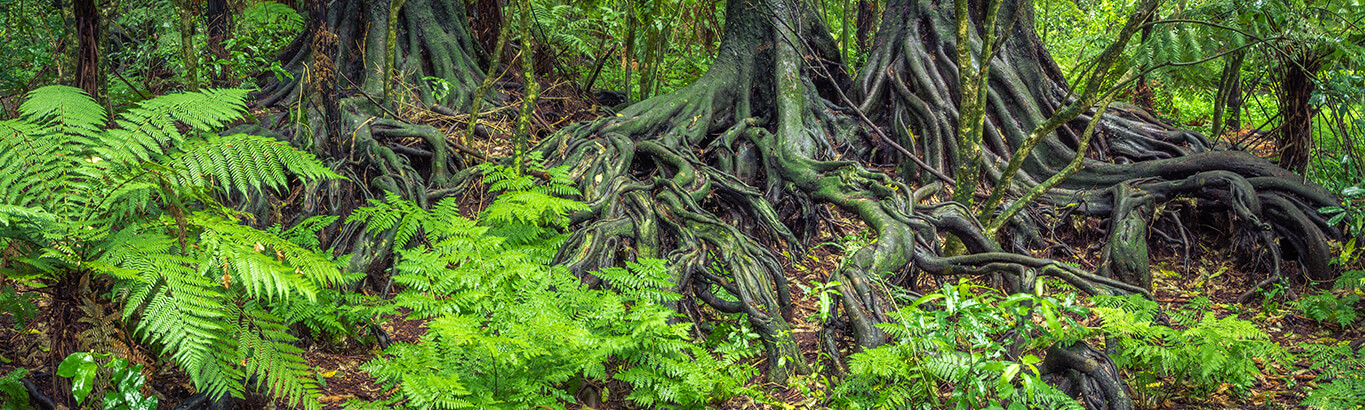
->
xmin=100 ymin=88 xmax=251 ymax=163
xmin=164 ymin=133 xmax=342 ymax=197
xmin=19 ymin=85 xmax=106 ymax=139
xmin=237 ymin=302 xmax=321 ymax=410
xmin=193 ymin=214 xmax=345 ymax=296
xmin=0 ymin=89 xmax=96 ymax=210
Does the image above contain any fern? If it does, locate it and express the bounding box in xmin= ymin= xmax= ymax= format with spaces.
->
xmin=0 ymin=368 xmax=29 ymax=406
xmin=166 ymin=133 xmax=341 ymax=197
xmin=349 ymin=184 xmax=745 ymax=408
xmin=1302 ymin=344 xmax=1365 ymax=409
xmin=0 ymin=86 xmax=344 ymax=408
xmin=1093 ymin=294 xmax=1292 ymax=398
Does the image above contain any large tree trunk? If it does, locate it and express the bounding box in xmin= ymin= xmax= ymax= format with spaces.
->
xmin=1275 ymin=52 xmax=1319 ymax=173
xmin=258 ymin=0 xmax=486 ymax=110
xmin=532 ymin=0 xmax=1339 ymax=404
xmin=251 ymin=0 xmax=491 ymax=278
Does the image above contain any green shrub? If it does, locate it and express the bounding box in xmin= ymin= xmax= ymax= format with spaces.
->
xmin=57 ymin=351 xmax=158 ymax=410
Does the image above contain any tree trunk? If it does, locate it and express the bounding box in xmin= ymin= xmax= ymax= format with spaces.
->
xmin=178 ymin=0 xmax=199 ymax=90
xmin=1131 ymin=13 xmax=1155 ymax=110
xmin=1212 ymin=51 xmax=1245 ymax=138
xmin=250 ymin=0 xmax=493 ymax=280
xmin=855 ymin=0 xmax=878 ymax=56
xmin=259 ymin=0 xmax=486 ymax=110
xmin=1276 ymin=53 xmax=1318 ymax=173
xmin=73 ymin=0 xmax=101 ymax=102
xmin=206 ymin=0 xmax=231 ymax=85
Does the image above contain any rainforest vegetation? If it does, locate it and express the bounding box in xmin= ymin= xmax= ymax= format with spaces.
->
xmin=0 ymin=0 xmax=1363 ymax=407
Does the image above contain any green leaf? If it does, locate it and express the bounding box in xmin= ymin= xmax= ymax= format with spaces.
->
xmin=57 ymin=352 xmax=99 ymax=405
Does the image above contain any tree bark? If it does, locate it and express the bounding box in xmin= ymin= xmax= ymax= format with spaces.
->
xmin=1275 ymin=52 xmax=1318 ymax=173
xmin=206 ymin=0 xmax=231 ymax=85
xmin=73 ymin=0 xmax=102 ymax=102
xmin=178 ymin=0 xmax=199 ymax=89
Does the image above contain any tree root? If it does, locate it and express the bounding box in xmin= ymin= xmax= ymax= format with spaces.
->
xmin=1041 ymin=342 xmax=1136 ymax=410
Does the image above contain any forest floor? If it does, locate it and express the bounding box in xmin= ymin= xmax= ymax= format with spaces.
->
xmin=0 ymin=87 xmax=1357 ymax=409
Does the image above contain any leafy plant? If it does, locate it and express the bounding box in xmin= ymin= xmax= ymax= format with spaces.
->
xmin=57 ymin=352 xmax=158 ymax=410
xmin=0 ymin=85 xmax=343 ymax=408
xmin=1093 ymin=294 xmax=1291 ymax=399
xmin=1301 ymin=343 xmax=1365 ymax=409
xmin=205 ymin=1 xmax=302 ymax=83
xmin=0 ymin=368 xmax=29 ymax=406
xmin=1320 ymin=185 xmax=1365 ymax=242
xmin=348 ymin=161 xmax=748 ymax=408
xmin=831 ymin=280 xmax=1087 ymax=409
xmin=1297 ymin=269 xmax=1365 ymax=328
xmin=0 ymin=285 xmax=37 ymax=330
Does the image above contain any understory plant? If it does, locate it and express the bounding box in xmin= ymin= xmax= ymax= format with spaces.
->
xmin=1092 ymin=294 xmax=1291 ymax=400
xmin=1301 ymin=342 xmax=1365 ymax=409
xmin=347 ymin=160 xmax=750 ymax=409
xmin=0 ymin=85 xmax=344 ymax=408
xmin=57 ymin=351 xmax=158 ymax=410
xmin=831 ymin=280 xmax=1088 ymax=409
xmin=1296 ymin=269 xmax=1365 ymax=328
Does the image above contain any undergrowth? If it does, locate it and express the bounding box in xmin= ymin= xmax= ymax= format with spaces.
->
xmin=831 ymin=280 xmax=1088 ymax=410
xmin=1093 ymin=294 xmax=1291 ymax=401
xmin=344 ymin=160 xmax=751 ymax=409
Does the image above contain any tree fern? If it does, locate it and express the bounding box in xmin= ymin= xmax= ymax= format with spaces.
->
xmin=0 ymin=86 xmax=343 ymax=408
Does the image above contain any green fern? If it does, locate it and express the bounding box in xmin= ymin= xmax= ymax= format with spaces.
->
xmin=1093 ymin=294 xmax=1292 ymax=398
xmin=1302 ymin=343 xmax=1365 ymax=409
xmin=349 ymin=186 xmax=746 ymax=408
xmin=0 ymin=85 xmax=343 ymax=409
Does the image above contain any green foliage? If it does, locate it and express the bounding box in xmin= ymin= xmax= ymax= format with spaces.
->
xmin=58 ymin=352 xmax=158 ymax=410
xmin=210 ymin=1 xmax=302 ymax=82
xmin=1320 ymin=186 xmax=1365 ymax=241
xmin=1297 ymin=290 xmax=1360 ymax=327
xmin=263 ymin=215 xmax=372 ymax=342
xmin=0 ymin=286 xmax=37 ymax=330
xmin=348 ymin=163 xmax=748 ymax=408
xmin=476 ymin=154 xmax=586 ymax=251
xmin=0 ymin=368 xmax=29 ymax=407
xmin=1297 ymin=269 xmax=1365 ymax=327
xmin=1092 ymin=294 xmax=1291 ymax=398
xmin=0 ymin=0 xmax=63 ymax=90
xmin=832 ymin=280 xmax=1087 ymax=409
xmin=0 ymin=85 xmax=344 ymax=408
xmin=1301 ymin=343 xmax=1365 ymax=409
xmin=525 ymin=0 xmax=721 ymax=100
